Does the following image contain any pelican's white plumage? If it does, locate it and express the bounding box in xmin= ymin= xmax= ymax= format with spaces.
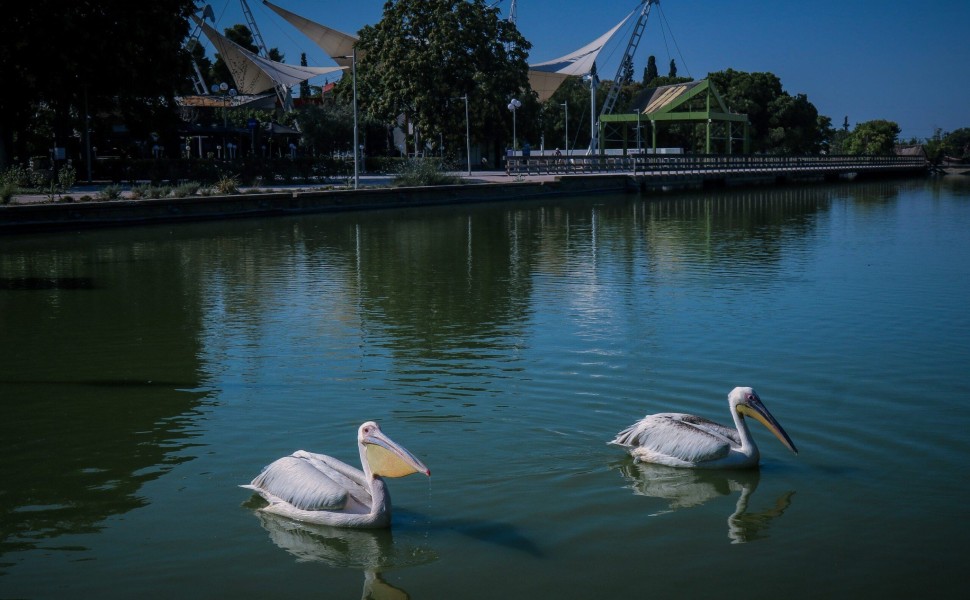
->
xmin=241 ymin=421 xmax=429 ymax=528
xmin=610 ymin=387 xmax=798 ymax=469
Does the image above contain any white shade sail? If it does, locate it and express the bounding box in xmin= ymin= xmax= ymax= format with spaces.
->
xmin=528 ymin=7 xmax=636 ymax=101
xmin=194 ymin=14 xmax=345 ymax=95
xmin=262 ymin=0 xmax=360 ymax=68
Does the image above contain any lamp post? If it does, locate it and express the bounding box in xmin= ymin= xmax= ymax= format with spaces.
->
xmin=211 ymin=82 xmax=237 ymax=159
xmin=463 ymin=94 xmax=471 ymax=176
xmin=337 ymin=50 xmax=359 ymax=189
xmin=583 ymin=74 xmax=597 ymax=153
xmin=507 ymin=98 xmax=521 ymax=150
xmin=561 ymin=101 xmax=569 ymax=156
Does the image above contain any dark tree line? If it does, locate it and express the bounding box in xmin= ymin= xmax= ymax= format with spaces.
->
xmin=1 ymin=1 xmax=948 ymax=174
xmin=0 ymin=0 xmax=198 ymax=169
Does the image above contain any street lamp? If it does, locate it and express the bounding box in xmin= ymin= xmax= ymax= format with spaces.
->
xmin=462 ymin=95 xmax=471 ymax=176
xmin=211 ymin=82 xmax=237 ymax=159
xmin=583 ymin=74 xmax=597 ymax=153
xmin=507 ymin=98 xmax=521 ymax=150
xmin=338 ymin=50 xmax=359 ymax=189
xmin=561 ymin=101 xmax=569 ymax=156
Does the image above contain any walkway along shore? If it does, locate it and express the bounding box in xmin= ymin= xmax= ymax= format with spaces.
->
xmin=1 ymin=157 xmax=929 ymax=234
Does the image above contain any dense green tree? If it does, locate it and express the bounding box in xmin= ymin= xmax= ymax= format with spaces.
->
xmin=300 ymin=54 xmax=311 ymax=100
xmin=355 ymin=0 xmax=531 ymax=160
xmin=843 ymin=120 xmax=900 ymax=155
xmin=668 ymin=59 xmax=678 ymax=78
xmin=942 ymin=128 xmax=970 ymax=160
xmin=621 ymin=56 xmax=635 ymax=85
xmin=766 ymin=92 xmax=824 ymax=154
xmin=708 ymin=69 xmax=782 ymax=152
xmin=643 ymin=55 xmax=659 ymax=85
xmin=0 ymin=0 xmax=198 ymax=168
xmin=708 ymin=69 xmax=824 ymax=153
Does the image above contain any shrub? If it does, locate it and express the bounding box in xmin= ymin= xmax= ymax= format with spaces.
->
xmin=173 ymin=182 xmax=201 ymax=198
xmin=97 ymin=185 xmax=124 ymax=201
xmin=57 ymin=165 xmax=77 ymax=193
xmin=1 ymin=182 xmax=15 ymax=204
xmin=392 ymin=158 xmax=460 ymax=187
xmin=1 ymin=165 xmax=31 ymax=188
xmin=214 ymin=174 xmax=240 ymax=195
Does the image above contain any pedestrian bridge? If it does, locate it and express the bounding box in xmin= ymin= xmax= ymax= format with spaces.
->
xmin=505 ymin=154 xmax=928 ymax=189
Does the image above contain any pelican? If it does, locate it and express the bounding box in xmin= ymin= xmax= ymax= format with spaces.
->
xmin=241 ymin=421 xmax=430 ymax=528
xmin=609 ymin=387 xmax=798 ymax=469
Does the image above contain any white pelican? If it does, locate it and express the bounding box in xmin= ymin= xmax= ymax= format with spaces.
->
xmin=241 ymin=421 xmax=430 ymax=528
xmin=609 ymin=387 xmax=798 ymax=469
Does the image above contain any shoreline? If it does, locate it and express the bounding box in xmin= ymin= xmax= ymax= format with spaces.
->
xmin=1 ymin=168 xmax=931 ymax=234
xmin=0 ymin=171 xmax=633 ymax=233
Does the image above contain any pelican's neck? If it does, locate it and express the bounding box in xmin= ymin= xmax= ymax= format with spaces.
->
xmin=730 ymin=404 xmax=759 ymax=458
xmin=358 ymin=441 xmax=375 ymax=482
xmin=358 ymin=442 xmax=391 ymax=518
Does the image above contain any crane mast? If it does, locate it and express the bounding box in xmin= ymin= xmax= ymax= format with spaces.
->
xmin=240 ymin=0 xmax=291 ymax=108
xmin=186 ymin=3 xmax=215 ymax=95
xmin=599 ymin=0 xmax=656 ymax=120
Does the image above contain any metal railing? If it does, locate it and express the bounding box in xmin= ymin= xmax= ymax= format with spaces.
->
xmin=504 ymin=154 xmax=928 ymax=177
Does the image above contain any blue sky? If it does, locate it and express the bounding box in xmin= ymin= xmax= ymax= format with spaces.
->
xmin=203 ymin=0 xmax=970 ymax=141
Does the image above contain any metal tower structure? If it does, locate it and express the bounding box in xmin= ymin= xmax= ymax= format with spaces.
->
xmin=239 ymin=0 xmax=291 ymax=108
xmin=186 ymin=3 xmax=215 ymax=95
xmin=508 ymin=0 xmax=518 ymax=23
xmin=599 ymin=0 xmax=656 ymax=120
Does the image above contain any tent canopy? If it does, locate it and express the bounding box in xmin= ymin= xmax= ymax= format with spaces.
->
xmin=528 ymin=7 xmax=637 ymax=101
xmin=193 ymin=14 xmax=345 ymax=95
xmin=263 ymin=0 xmax=360 ymax=68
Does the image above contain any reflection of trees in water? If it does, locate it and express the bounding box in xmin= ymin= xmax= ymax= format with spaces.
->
xmin=613 ymin=460 xmax=795 ymax=544
xmin=158 ymin=184 xmax=850 ymax=403
xmin=0 ymin=385 xmax=208 ymax=560
xmin=0 ymin=240 xmax=211 ymax=562
xmin=249 ymin=507 xmax=438 ymax=600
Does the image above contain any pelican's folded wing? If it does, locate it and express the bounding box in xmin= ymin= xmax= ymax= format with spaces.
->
xmin=611 ymin=413 xmax=735 ymax=463
xmin=246 ymin=456 xmax=348 ymax=510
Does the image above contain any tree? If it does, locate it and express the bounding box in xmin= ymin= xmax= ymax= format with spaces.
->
xmin=643 ymin=55 xmax=659 ymax=85
xmin=843 ymin=120 xmax=901 ymax=155
xmin=300 ymin=53 xmax=311 ymax=100
xmin=708 ymin=69 xmax=825 ymax=154
xmin=942 ymin=128 xmax=970 ymax=160
xmin=621 ymin=56 xmax=634 ymax=85
xmin=668 ymin=59 xmax=678 ymax=78
xmin=767 ymin=92 xmax=824 ymax=154
xmin=0 ymin=1 xmax=198 ymax=169
xmin=355 ymin=0 xmax=531 ymax=160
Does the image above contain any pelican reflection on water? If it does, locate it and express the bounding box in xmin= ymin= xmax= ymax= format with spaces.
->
xmin=242 ymin=421 xmax=430 ymax=528
xmin=614 ymin=461 xmax=796 ymax=543
xmin=610 ymin=387 xmax=798 ymax=469
xmin=249 ymin=509 xmax=437 ymax=599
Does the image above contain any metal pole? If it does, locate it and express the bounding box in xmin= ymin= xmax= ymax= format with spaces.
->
xmin=562 ymin=102 xmax=569 ymax=156
xmin=352 ymin=48 xmax=359 ymax=189
xmin=590 ymin=75 xmax=597 ymax=153
xmin=508 ymin=98 xmax=521 ymax=151
xmin=84 ymin=86 xmax=92 ymax=183
xmin=463 ymin=94 xmax=471 ymax=176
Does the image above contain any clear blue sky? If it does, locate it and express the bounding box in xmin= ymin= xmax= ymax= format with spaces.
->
xmin=204 ymin=0 xmax=970 ymax=141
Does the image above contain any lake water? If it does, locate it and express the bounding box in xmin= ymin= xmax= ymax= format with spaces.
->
xmin=2 ymin=176 xmax=968 ymax=599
